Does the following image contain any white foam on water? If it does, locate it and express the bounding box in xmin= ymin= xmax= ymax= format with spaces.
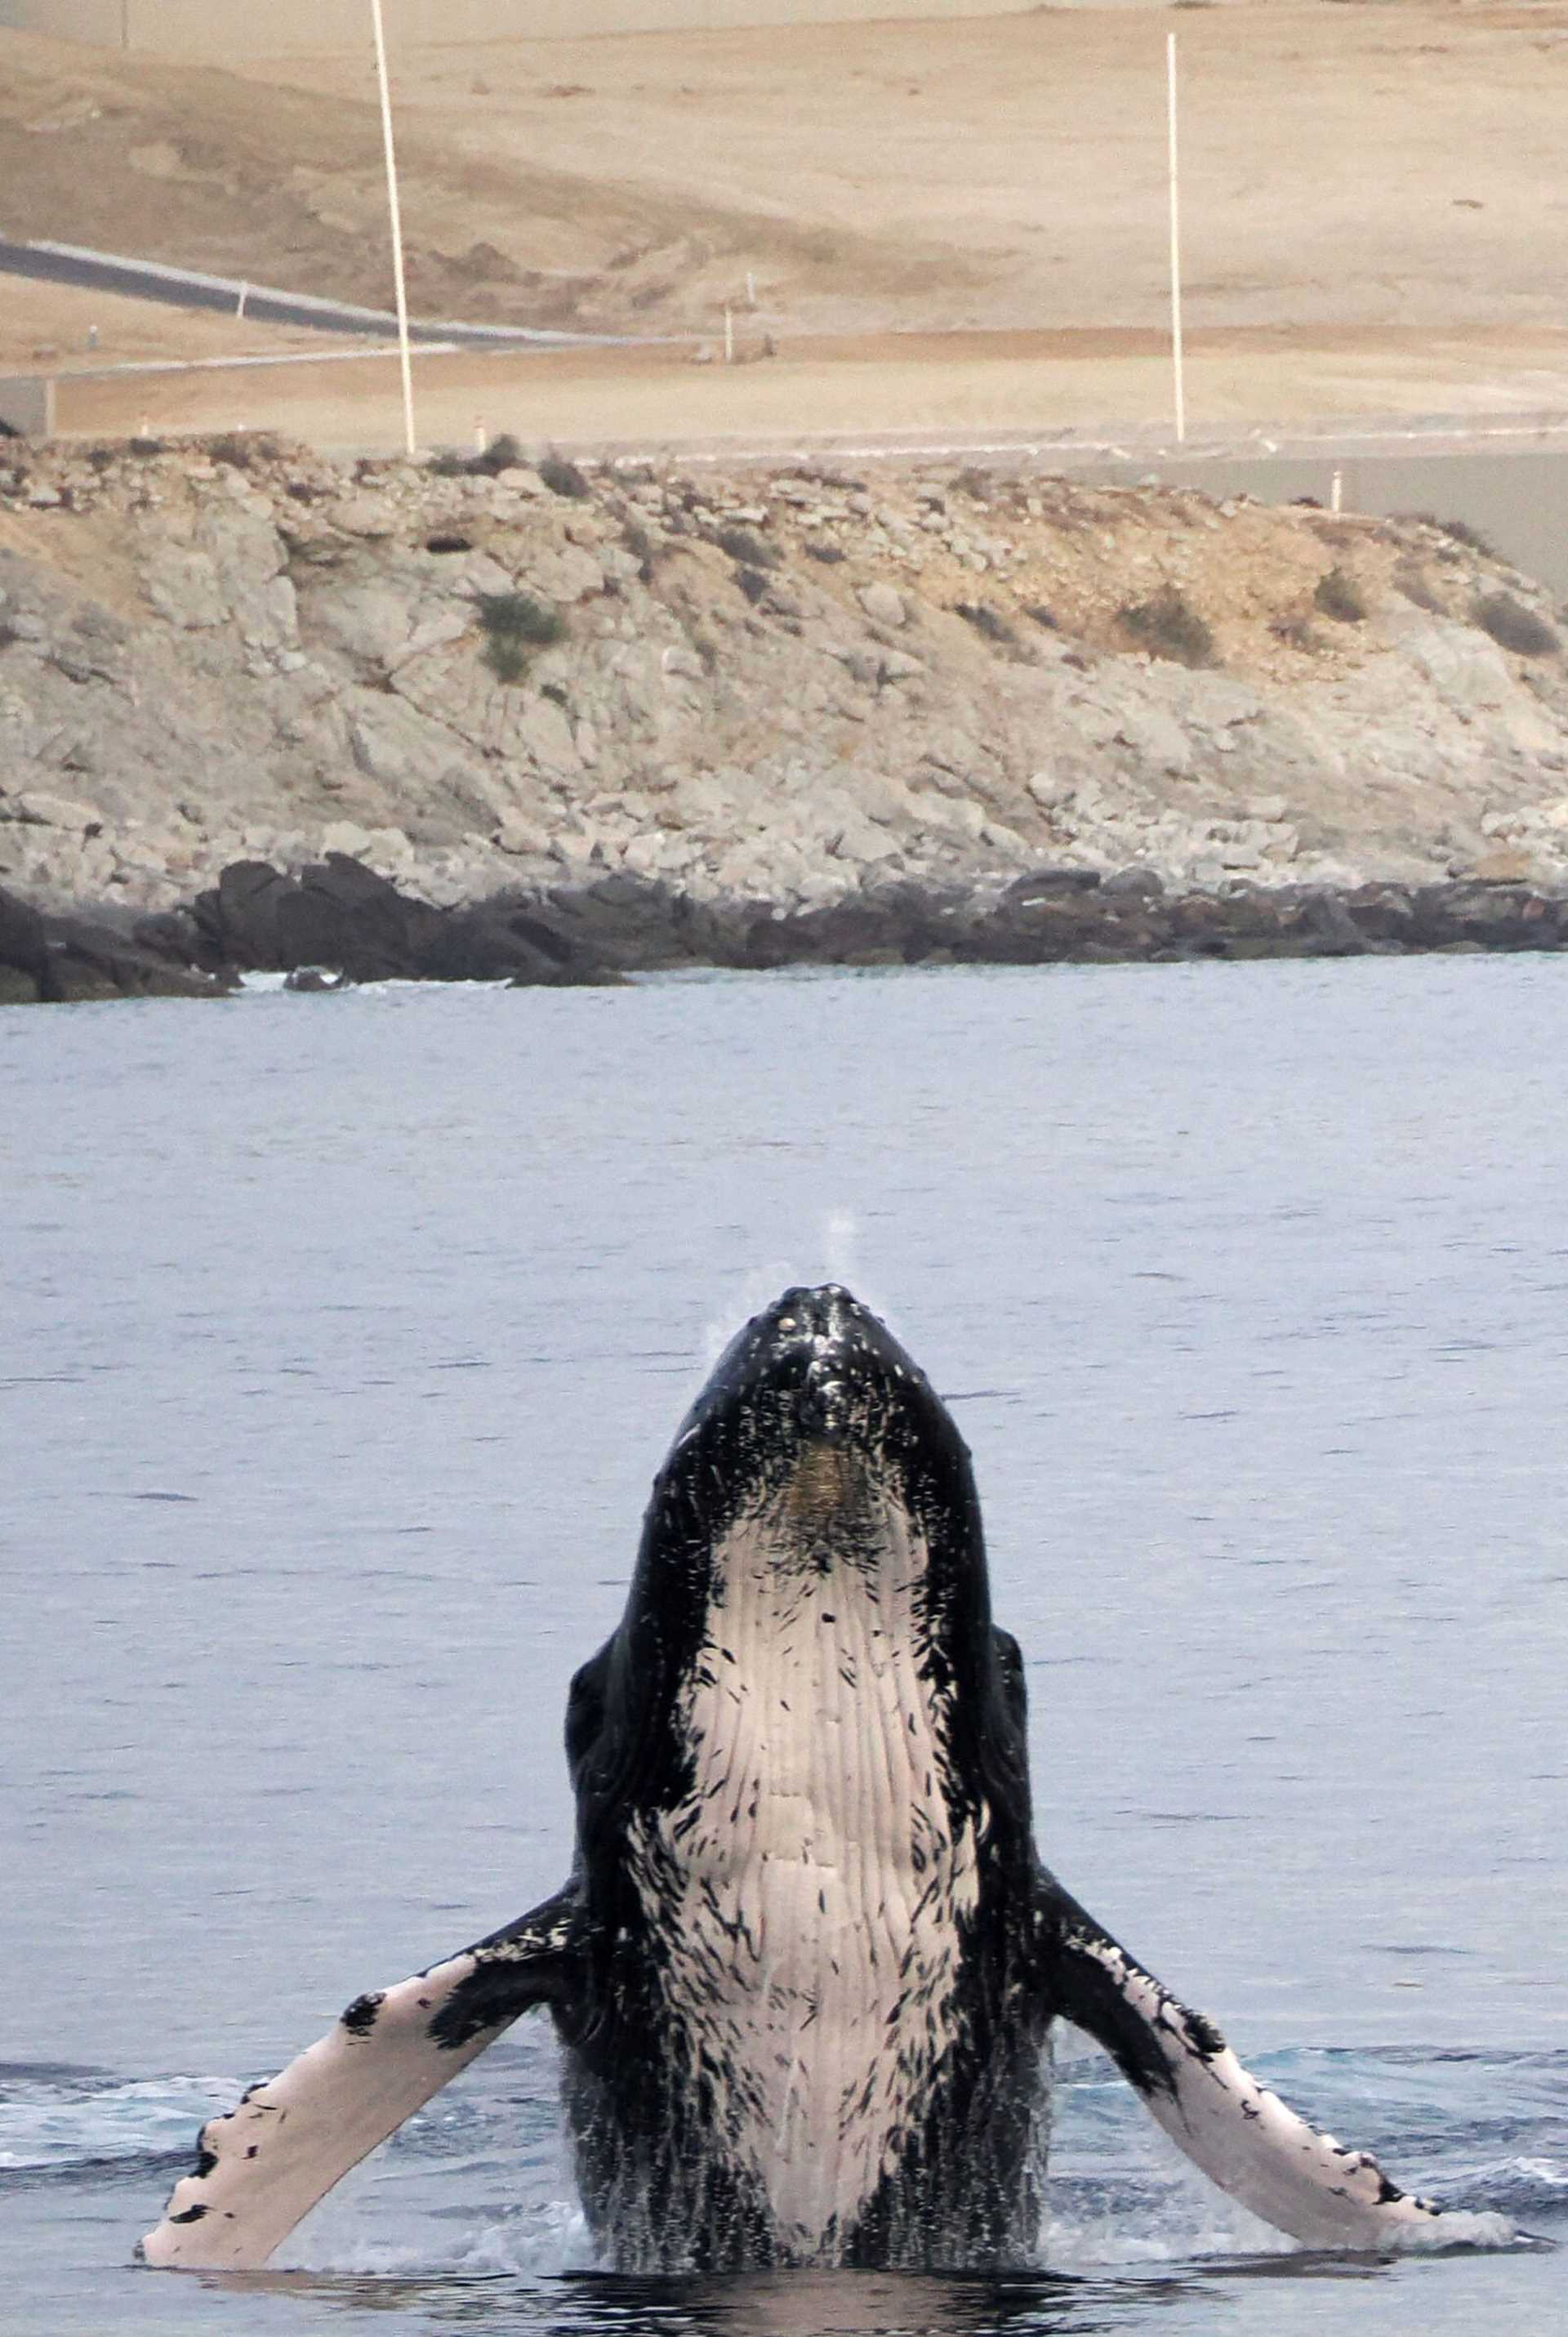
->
xmin=0 ymin=2073 xmax=231 ymax=2170
xmin=1387 ymin=2210 xmax=1523 ymax=2253
xmin=281 ymin=2197 xmax=591 ymax=2279
xmin=235 ymin=973 xmax=514 ymax=998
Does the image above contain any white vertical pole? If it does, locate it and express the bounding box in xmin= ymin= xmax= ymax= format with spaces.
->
xmin=724 ymin=304 xmax=734 ymax=364
xmin=370 ymin=0 xmax=416 ymax=459
xmin=236 ymin=282 xmax=248 ymax=321
xmin=1330 ymin=466 xmax=1343 ymax=514
xmin=1167 ymin=32 xmax=1187 ymax=446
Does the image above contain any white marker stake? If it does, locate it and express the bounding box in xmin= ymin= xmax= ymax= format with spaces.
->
xmin=1330 ymin=467 xmax=1343 ymax=514
xmin=236 ymin=282 xmax=248 ymax=321
xmin=1167 ymin=32 xmax=1187 ymax=446
xmin=724 ymin=305 xmax=734 ymax=364
xmin=370 ymin=0 xmax=416 ymax=458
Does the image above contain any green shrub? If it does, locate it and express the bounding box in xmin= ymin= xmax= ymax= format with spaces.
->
xmin=1393 ymin=559 xmax=1444 ymax=614
xmin=472 ymin=430 xmax=523 ymax=476
xmin=474 ymin=591 xmax=565 ymax=646
xmin=474 ymin=589 xmax=566 ymax=683
xmin=954 ymin=600 xmax=1018 ymax=648
xmin=429 ymin=430 xmax=527 ymax=479
xmin=714 ymin=523 xmax=778 ymax=569
xmin=1473 ymin=591 xmax=1559 ymax=658
xmin=1405 ymin=511 xmax=1496 ymax=559
xmin=538 ymin=452 xmax=591 ymax=499
xmin=1313 ymin=564 xmax=1368 ymax=622
xmin=483 ymin=635 xmax=533 ymax=684
xmin=1119 ymin=583 xmax=1214 ymax=667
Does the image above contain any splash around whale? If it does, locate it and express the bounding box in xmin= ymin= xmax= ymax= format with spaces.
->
xmin=143 ymin=1285 xmax=1498 ymax=2272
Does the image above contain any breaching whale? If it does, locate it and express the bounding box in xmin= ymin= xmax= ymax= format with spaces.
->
xmin=145 ymin=1284 xmax=1470 ymax=2272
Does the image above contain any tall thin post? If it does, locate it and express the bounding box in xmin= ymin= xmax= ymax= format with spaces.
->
xmin=370 ymin=0 xmax=416 ymax=459
xmin=1166 ymin=32 xmax=1187 ymax=445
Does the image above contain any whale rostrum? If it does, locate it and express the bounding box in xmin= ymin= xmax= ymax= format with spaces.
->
xmin=143 ymin=1284 xmax=1478 ymax=2271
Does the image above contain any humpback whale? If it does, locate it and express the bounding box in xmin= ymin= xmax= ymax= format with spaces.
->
xmin=145 ymin=1284 xmax=1472 ymax=2272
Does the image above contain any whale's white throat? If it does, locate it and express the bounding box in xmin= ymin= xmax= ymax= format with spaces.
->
xmin=630 ymin=1445 xmax=980 ymax=2254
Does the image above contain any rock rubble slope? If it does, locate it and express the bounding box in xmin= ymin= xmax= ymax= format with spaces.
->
xmin=4 ymin=435 xmax=1568 ymax=930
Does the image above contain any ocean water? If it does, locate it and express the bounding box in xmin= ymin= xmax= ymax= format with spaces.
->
xmin=2 ymin=956 xmax=1564 ymax=2335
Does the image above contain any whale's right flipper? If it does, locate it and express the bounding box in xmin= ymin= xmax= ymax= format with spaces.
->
xmin=1043 ymin=1881 xmax=1468 ymax=2251
xmin=140 ymin=1884 xmax=583 ymax=2273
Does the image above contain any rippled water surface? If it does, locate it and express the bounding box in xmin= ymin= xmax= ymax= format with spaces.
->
xmin=3 ymin=957 xmax=1565 ymax=2335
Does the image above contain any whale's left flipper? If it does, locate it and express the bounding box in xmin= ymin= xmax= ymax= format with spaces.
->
xmin=1044 ymin=1883 xmax=1457 ymax=2250
xmin=140 ymin=1885 xmax=583 ymax=2272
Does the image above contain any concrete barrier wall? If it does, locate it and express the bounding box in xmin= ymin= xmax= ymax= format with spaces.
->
xmin=4 ymin=0 xmax=1058 ymax=50
xmin=0 ymin=375 xmax=57 ymax=438
xmin=4 ymin=0 xmax=124 ymax=40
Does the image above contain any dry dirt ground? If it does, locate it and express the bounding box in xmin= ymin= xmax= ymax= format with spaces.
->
xmin=51 ymin=326 xmax=1568 ymax=459
xmin=9 ymin=2 xmax=1568 ymax=442
xmin=5 ymin=279 xmax=341 ymax=372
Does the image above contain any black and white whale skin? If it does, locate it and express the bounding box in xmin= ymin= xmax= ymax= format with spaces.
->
xmin=145 ymin=1285 xmax=1475 ymax=2272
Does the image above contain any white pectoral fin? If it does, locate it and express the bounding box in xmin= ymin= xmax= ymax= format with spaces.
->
xmin=1047 ymin=1888 xmax=1463 ymax=2250
xmin=140 ymin=1886 xmax=581 ymax=2272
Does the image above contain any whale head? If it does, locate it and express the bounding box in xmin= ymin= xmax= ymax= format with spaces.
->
xmin=569 ymin=1282 xmax=1030 ymax=1872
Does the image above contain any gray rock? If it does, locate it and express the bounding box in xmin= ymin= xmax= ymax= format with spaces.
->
xmin=1102 ymin=866 xmax=1165 ymax=898
xmin=4 ymin=789 xmax=97 ymax=830
xmin=858 ymin=582 xmax=907 ymax=629
xmin=328 ymin=494 xmax=401 ymax=538
xmin=144 ymin=547 xmax=227 ymax=631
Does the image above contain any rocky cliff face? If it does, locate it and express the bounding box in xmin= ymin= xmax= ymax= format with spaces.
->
xmin=3 ymin=434 xmax=1568 ymax=925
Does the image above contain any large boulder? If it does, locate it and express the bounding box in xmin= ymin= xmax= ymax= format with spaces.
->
xmin=193 ymin=855 xmax=622 ymax=984
xmin=45 ymin=914 xmax=229 ymax=1001
xmin=191 ymin=860 xmax=294 ymax=969
xmin=0 ymin=883 xmax=229 ymax=1002
xmin=0 ymin=885 xmax=55 ymax=1002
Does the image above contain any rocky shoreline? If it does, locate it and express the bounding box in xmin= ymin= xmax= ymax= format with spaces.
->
xmin=9 ymin=852 xmax=1568 ymax=1006
xmin=7 ymin=432 xmax=1568 ymax=1000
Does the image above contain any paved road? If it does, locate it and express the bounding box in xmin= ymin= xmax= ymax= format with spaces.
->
xmin=0 ymin=235 xmax=636 ymax=349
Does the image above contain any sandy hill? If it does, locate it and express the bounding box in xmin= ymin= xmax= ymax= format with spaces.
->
xmin=7 ymin=2 xmax=1568 ymax=350
xmin=0 ymin=24 xmax=963 ymax=338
